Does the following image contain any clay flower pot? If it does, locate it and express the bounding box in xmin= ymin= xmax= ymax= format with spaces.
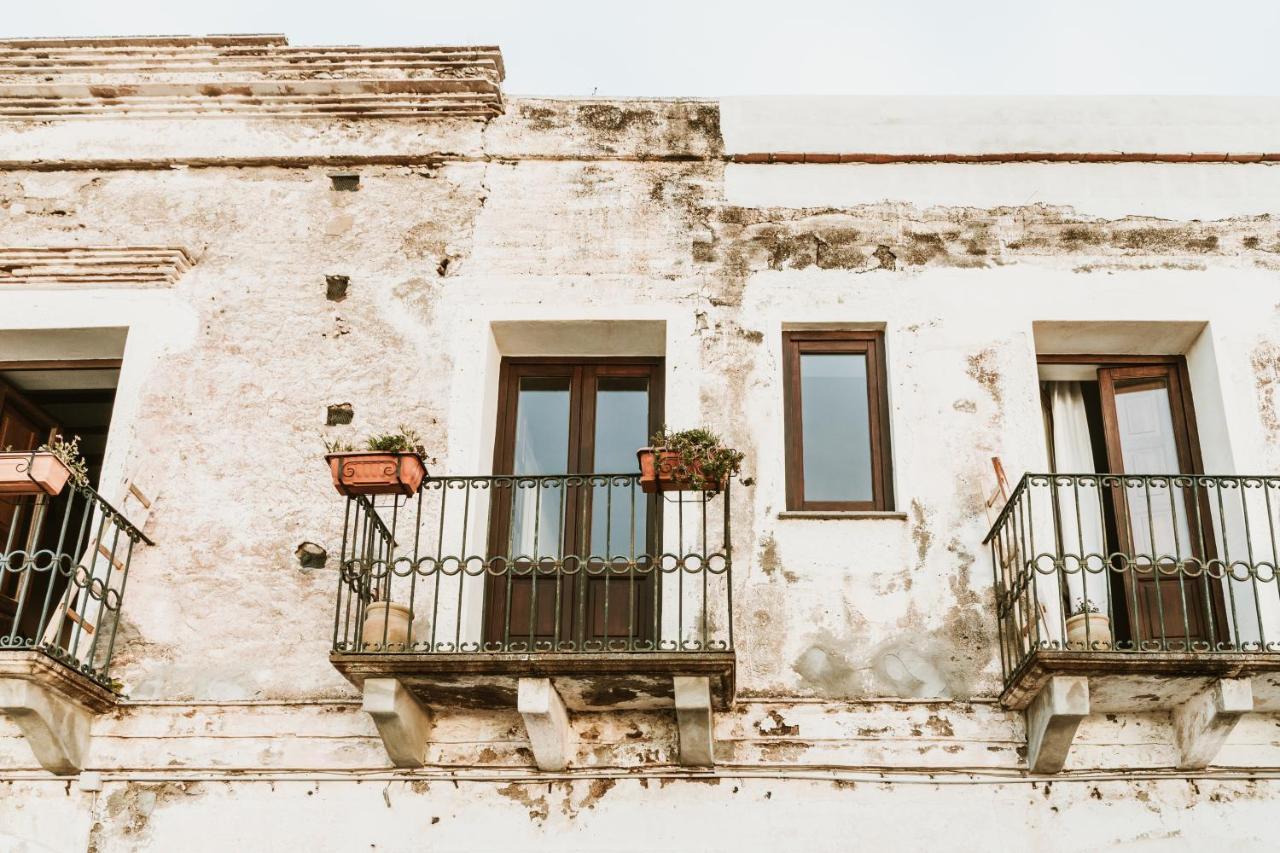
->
xmin=0 ymin=451 xmax=72 ymax=496
xmin=1065 ymin=613 xmax=1112 ymax=649
xmin=362 ymin=601 xmax=412 ymax=650
xmin=326 ymin=452 xmax=426 ymax=497
xmin=637 ymin=448 xmax=722 ymax=494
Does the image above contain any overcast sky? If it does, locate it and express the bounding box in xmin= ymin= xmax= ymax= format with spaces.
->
xmin=5 ymin=0 xmax=1278 ymax=97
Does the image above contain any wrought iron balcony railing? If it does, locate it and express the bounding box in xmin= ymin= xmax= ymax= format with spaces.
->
xmin=1 ymin=480 xmax=150 ymax=689
xmin=332 ymin=474 xmax=733 ymax=656
xmin=986 ymin=473 xmax=1280 ymax=688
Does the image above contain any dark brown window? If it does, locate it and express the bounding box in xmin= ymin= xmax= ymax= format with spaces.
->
xmin=783 ymin=330 xmax=893 ymax=511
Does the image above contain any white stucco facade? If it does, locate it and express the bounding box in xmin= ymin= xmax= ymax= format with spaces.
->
xmin=2 ymin=36 xmax=1280 ymax=852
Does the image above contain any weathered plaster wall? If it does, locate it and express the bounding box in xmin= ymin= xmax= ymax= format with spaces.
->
xmin=5 ymin=775 xmax=1280 ymax=852
xmin=4 ymin=92 xmax=1280 ymax=848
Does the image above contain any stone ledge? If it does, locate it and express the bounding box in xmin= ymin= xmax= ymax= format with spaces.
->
xmin=330 ymin=651 xmax=736 ymax=712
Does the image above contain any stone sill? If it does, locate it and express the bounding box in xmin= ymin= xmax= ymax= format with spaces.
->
xmin=777 ymin=510 xmax=908 ymax=521
xmin=1000 ymin=649 xmax=1280 ymax=711
xmin=330 ymin=650 xmax=736 ymax=712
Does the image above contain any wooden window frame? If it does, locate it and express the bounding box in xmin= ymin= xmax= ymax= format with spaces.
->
xmin=783 ymin=330 xmax=894 ymax=512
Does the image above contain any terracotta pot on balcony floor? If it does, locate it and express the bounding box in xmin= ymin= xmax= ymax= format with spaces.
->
xmin=0 ymin=451 xmax=72 ymax=496
xmin=1065 ymin=613 xmax=1112 ymax=649
xmin=326 ymin=452 xmax=427 ymax=497
xmin=362 ymin=601 xmax=412 ymax=651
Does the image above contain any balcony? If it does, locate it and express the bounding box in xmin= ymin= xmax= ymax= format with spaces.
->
xmin=986 ymin=473 xmax=1280 ymax=771
xmin=1 ymin=473 xmax=149 ymax=772
xmin=328 ymin=472 xmax=735 ymax=768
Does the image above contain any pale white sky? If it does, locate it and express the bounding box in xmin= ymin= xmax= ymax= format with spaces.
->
xmin=4 ymin=0 xmax=1278 ymax=97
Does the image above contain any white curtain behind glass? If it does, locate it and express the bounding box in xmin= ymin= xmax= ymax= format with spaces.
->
xmin=512 ymin=404 xmax=563 ymax=559
xmin=1047 ymin=381 xmax=1110 ymax=612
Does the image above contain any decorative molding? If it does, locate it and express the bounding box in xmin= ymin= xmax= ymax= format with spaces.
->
xmin=0 ymin=246 xmax=195 ymax=287
xmin=731 ymin=151 xmax=1280 ymax=164
xmin=0 ymin=35 xmax=504 ymax=120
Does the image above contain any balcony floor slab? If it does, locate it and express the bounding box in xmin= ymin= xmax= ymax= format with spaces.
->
xmin=330 ymin=651 xmax=736 ymax=712
xmin=1001 ymin=651 xmax=1280 ymax=712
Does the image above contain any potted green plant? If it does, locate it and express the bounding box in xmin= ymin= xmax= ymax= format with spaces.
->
xmin=0 ymin=434 xmax=88 ymax=496
xmin=637 ymin=427 xmax=744 ymax=494
xmin=325 ymin=426 xmax=428 ymax=497
xmin=1065 ymin=597 xmax=1111 ymax=649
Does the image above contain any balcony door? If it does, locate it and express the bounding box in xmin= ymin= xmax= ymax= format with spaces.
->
xmin=484 ymin=358 xmax=663 ymax=650
xmin=1042 ymin=357 xmax=1224 ymax=648
xmin=0 ymin=378 xmax=58 ymax=635
xmin=1097 ymin=364 xmax=1223 ymax=647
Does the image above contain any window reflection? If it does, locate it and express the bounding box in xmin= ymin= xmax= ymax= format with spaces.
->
xmin=591 ymin=377 xmax=648 ymax=558
xmin=800 ymin=353 xmax=873 ymax=502
xmin=512 ymin=377 xmax=570 ymax=558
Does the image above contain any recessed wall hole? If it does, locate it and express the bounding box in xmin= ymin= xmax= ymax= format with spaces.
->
xmin=326 ymin=403 xmax=354 ymax=426
xmin=326 ymin=275 xmax=350 ymax=301
xmin=329 ymin=174 xmax=360 ymax=191
xmin=295 ymin=542 xmax=328 ymax=569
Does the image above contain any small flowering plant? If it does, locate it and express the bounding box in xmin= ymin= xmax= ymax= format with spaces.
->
xmin=1070 ymin=597 xmax=1102 ymax=617
xmin=38 ymin=434 xmax=89 ymax=486
xmin=324 ymin=426 xmax=424 ymax=455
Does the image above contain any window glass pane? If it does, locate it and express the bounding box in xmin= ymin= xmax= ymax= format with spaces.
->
xmin=592 ymin=376 xmax=649 ymax=557
xmin=1113 ymin=378 xmax=1193 ymax=566
xmin=800 ymin=353 xmax=873 ymax=502
xmin=512 ymin=377 xmax=570 ymax=558
xmin=593 ymin=377 xmax=649 ymax=471
xmin=513 ymin=377 xmax=571 ymax=475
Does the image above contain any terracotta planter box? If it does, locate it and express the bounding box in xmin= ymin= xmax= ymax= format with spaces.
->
xmin=326 ymin=452 xmax=427 ymax=497
xmin=636 ymin=448 xmax=723 ymax=494
xmin=0 ymin=451 xmax=72 ymax=496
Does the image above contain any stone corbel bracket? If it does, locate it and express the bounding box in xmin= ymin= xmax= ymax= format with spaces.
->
xmin=673 ymin=676 xmax=715 ymax=766
xmin=362 ymin=678 xmax=433 ymax=768
xmin=0 ymin=246 xmax=195 ymax=288
xmin=360 ymin=674 xmax=721 ymax=771
xmin=0 ymin=652 xmax=117 ymax=774
xmin=1025 ymin=675 xmax=1091 ymax=773
xmin=1173 ymin=678 xmax=1253 ymax=769
xmin=1022 ymin=672 xmax=1260 ymax=774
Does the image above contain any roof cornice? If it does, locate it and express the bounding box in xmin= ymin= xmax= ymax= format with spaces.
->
xmin=0 ymin=35 xmax=504 ymax=120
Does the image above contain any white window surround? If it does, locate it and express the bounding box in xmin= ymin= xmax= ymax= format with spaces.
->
xmin=442 ymin=316 xmax=699 ymax=477
xmin=0 ymin=288 xmax=198 ymax=503
xmin=1030 ymin=319 xmax=1234 ymax=473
